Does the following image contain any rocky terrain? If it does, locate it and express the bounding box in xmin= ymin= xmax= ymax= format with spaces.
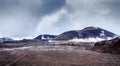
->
xmin=92 ymin=37 xmax=120 ymax=54
xmin=0 ymin=40 xmax=120 ymax=66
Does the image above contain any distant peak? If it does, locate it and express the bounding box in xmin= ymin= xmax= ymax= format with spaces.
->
xmin=83 ymin=26 xmax=99 ymax=30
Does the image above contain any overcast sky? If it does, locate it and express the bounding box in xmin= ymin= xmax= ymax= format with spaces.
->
xmin=0 ymin=0 xmax=120 ymax=39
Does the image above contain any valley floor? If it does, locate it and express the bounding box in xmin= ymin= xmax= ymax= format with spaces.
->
xmin=0 ymin=42 xmax=120 ymax=66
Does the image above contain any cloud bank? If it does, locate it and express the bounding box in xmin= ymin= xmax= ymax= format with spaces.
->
xmin=0 ymin=0 xmax=65 ymax=39
xmin=0 ymin=0 xmax=120 ymax=39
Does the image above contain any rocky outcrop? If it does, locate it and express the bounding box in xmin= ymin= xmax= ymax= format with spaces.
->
xmin=92 ymin=37 xmax=120 ymax=54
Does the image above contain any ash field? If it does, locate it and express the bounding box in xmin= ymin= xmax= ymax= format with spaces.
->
xmin=0 ymin=40 xmax=120 ymax=66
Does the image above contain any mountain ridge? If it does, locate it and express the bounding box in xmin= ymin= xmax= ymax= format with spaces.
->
xmin=54 ymin=26 xmax=118 ymax=41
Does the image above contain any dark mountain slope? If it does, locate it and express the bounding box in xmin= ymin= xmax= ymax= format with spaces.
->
xmin=55 ymin=27 xmax=118 ymax=40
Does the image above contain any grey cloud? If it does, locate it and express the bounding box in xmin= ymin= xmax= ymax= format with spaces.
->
xmin=35 ymin=0 xmax=66 ymax=17
xmin=105 ymin=0 xmax=120 ymax=18
xmin=47 ymin=0 xmax=120 ymax=35
xmin=0 ymin=0 xmax=65 ymax=38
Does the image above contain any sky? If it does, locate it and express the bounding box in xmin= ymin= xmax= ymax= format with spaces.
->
xmin=0 ymin=0 xmax=120 ymax=39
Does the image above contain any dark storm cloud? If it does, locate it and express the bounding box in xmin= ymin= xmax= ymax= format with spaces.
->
xmin=0 ymin=0 xmax=65 ymax=18
xmin=108 ymin=1 xmax=120 ymax=19
xmin=0 ymin=0 xmax=65 ymax=39
xmin=35 ymin=0 xmax=65 ymax=17
xmin=96 ymin=0 xmax=120 ymax=18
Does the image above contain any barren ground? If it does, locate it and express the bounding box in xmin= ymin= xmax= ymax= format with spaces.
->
xmin=0 ymin=41 xmax=120 ymax=66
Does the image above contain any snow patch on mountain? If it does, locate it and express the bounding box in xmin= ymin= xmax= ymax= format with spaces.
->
xmin=99 ymin=31 xmax=105 ymax=37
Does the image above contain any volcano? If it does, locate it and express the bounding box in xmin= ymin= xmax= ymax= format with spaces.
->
xmin=55 ymin=27 xmax=118 ymax=42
